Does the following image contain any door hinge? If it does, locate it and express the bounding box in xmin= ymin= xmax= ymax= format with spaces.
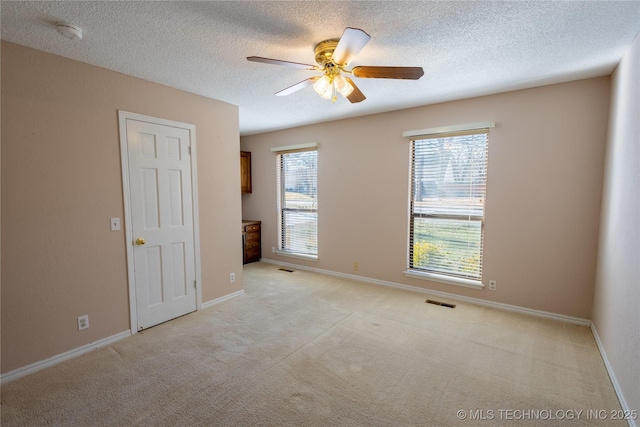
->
xmin=194 ymin=280 xmax=197 ymax=289
xmin=188 ymin=146 xmax=192 ymax=155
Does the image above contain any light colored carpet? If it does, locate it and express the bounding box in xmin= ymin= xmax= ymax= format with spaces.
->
xmin=1 ymin=262 xmax=624 ymax=426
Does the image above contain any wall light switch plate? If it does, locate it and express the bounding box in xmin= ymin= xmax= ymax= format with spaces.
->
xmin=110 ymin=218 xmax=121 ymax=231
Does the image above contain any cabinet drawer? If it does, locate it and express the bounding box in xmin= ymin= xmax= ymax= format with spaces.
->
xmin=245 ymin=231 xmax=260 ymax=242
xmin=244 ymin=224 xmax=260 ymax=233
xmin=245 ymin=248 xmax=260 ymax=260
xmin=245 ymin=240 xmax=260 ymax=250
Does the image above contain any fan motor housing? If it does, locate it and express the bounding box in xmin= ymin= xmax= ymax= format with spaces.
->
xmin=314 ymin=39 xmax=340 ymax=67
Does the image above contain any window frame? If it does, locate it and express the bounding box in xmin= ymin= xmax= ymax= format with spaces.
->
xmin=274 ymin=146 xmax=318 ymax=261
xmin=403 ymin=125 xmax=492 ymax=289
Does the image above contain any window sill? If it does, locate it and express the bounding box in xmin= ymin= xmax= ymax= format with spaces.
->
xmin=403 ymin=270 xmax=484 ymax=290
xmin=275 ymin=250 xmax=318 ymax=262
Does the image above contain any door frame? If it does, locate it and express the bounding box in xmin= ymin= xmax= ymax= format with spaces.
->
xmin=118 ymin=110 xmax=202 ymax=334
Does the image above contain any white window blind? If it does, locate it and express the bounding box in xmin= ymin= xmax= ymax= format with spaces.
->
xmin=276 ymin=148 xmax=318 ymax=257
xmin=408 ymin=130 xmax=489 ymax=280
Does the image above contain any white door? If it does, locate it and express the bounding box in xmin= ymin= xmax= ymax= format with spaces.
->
xmin=121 ymin=114 xmax=198 ymax=331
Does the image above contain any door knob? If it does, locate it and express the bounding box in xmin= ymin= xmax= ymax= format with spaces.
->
xmin=135 ymin=237 xmax=146 ymax=245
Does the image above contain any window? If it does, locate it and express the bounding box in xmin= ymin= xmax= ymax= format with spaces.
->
xmin=407 ymin=129 xmax=489 ymax=285
xmin=276 ymin=148 xmax=318 ymax=259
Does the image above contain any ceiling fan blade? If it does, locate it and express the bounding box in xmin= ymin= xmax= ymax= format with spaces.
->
xmin=275 ymin=77 xmax=320 ymax=96
xmin=352 ymin=66 xmax=424 ymax=80
xmin=247 ymin=56 xmax=316 ymax=70
xmin=344 ymin=77 xmax=366 ymax=103
xmin=332 ymin=28 xmax=371 ymax=67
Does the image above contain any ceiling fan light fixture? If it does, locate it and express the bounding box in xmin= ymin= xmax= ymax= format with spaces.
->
xmin=248 ymin=27 xmax=423 ymax=104
xmin=313 ymin=75 xmax=333 ymax=99
xmin=334 ymin=74 xmax=354 ymax=97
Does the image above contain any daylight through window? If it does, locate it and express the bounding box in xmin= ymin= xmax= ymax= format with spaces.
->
xmin=408 ymin=130 xmax=489 ymax=280
xmin=276 ymin=148 xmax=318 ymax=258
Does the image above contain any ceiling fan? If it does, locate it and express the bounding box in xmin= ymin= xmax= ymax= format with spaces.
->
xmin=247 ymin=27 xmax=424 ymax=103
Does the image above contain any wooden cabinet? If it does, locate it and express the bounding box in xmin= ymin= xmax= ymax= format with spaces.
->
xmin=240 ymin=151 xmax=252 ymax=193
xmin=242 ymin=220 xmax=261 ymax=264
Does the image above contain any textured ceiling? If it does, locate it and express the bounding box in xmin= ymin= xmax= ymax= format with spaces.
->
xmin=2 ymin=1 xmax=640 ymax=135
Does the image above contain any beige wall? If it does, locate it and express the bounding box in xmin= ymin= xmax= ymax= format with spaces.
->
xmin=1 ymin=41 xmax=243 ymax=373
xmin=241 ymin=77 xmax=610 ymax=320
xmin=592 ymin=32 xmax=640 ymax=415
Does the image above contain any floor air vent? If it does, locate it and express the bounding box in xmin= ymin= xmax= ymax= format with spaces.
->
xmin=426 ymin=299 xmax=456 ymax=309
xmin=278 ymin=268 xmax=295 ymax=273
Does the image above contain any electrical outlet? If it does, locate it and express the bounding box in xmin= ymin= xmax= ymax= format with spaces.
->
xmin=353 ymin=262 xmax=359 ymax=272
xmin=489 ymin=280 xmax=497 ymax=291
xmin=230 ymin=272 xmax=235 ymax=283
xmin=271 ymin=246 xmax=276 ymax=254
xmin=78 ymin=315 xmax=89 ymax=331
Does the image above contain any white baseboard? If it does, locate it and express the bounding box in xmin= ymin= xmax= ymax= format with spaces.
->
xmin=590 ymin=324 xmax=637 ymax=427
xmin=201 ymin=289 xmax=245 ymax=309
xmin=0 ymin=330 xmax=131 ymax=385
xmin=2 ymin=290 xmax=246 ymax=385
xmin=259 ymin=258 xmax=591 ymax=326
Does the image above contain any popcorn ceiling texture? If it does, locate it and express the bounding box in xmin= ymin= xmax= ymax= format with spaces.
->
xmin=1 ymin=1 xmax=639 ymax=135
